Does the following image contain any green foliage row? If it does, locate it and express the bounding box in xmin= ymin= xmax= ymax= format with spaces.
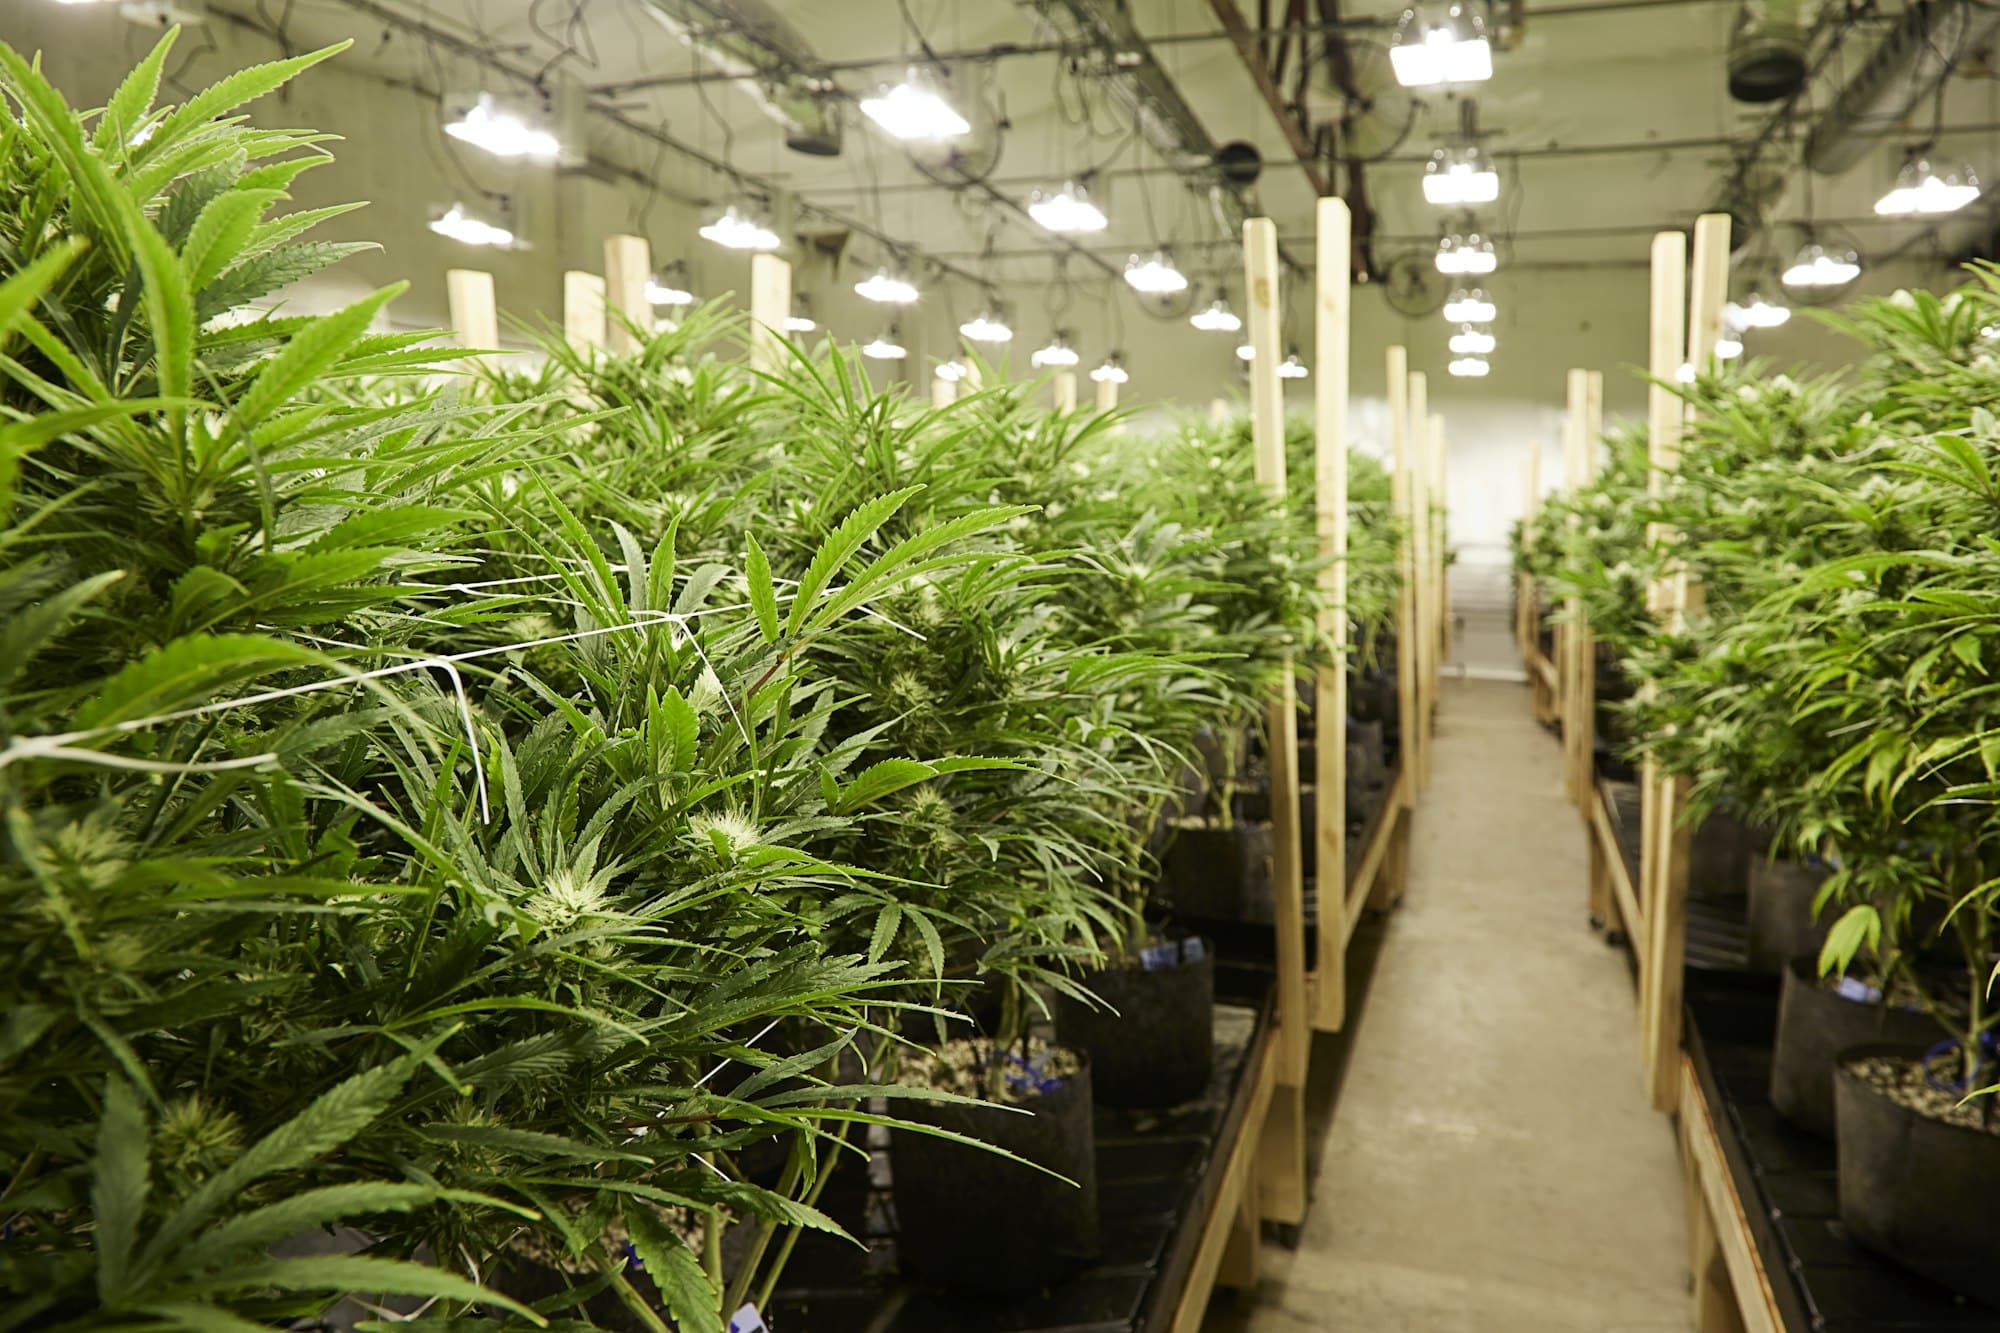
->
xmin=0 ymin=34 xmax=1402 ymax=1332
xmin=1523 ymin=269 xmax=2000 ymax=1090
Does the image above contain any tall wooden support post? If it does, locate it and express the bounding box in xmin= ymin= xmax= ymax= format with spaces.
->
xmin=1053 ymin=371 xmax=1078 ymax=413
xmin=446 ymin=269 xmax=498 ymax=350
xmin=604 ymin=234 xmax=651 ymax=354
xmin=1245 ymin=216 xmax=1309 ymax=1227
xmin=930 ymin=374 xmax=957 ymax=409
xmin=1209 ymin=396 xmax=1230 ymax=425
xmin=1408 ymin=373 xmax=1433 ymax=793
xmin=1313 ymin=198 xmax=1352 ymax=1033
xmin=1517 ymin=444 xmax=1541 ymax=661
xmin=1641 ymin=213 xmax=1729 ymax=1112
xmin=1388 ymin=345 xmax=1415 ymax=816
xmin=749 ymin=253 xmax=791 ymax=372
xmin=1560 ymin=371 xmax=1590 ymax=807
xmin=1429 ymin=412 xmax=1448 ymax=701
xmin=1095 ymin=374 xmax=1119 ymax=414
xmin=563 ymin=271 xmax=606 ymax=350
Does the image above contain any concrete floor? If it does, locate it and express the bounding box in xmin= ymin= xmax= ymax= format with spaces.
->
xmin=1210 ymin=678 xmax=1689 ymax=1332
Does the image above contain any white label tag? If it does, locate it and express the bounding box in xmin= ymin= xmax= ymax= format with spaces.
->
xmin=728 ymin=1303 xmax=768 ymax=1333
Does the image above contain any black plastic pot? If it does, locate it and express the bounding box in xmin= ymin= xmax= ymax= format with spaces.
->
xmin=1769 ymin=957 xmax=1936 ymax=1137
xmin=1745 ymin=858 xmax=1831 ymax=974
xmin=1835 ymin=1042 xmax=2000 ymax=1304
xmin=1688 ymin=811 xmax=1759 ymax=901
xmin=1155 ymin=822 xmax=1273 ymax=923
xmin=890 ymin=1052 xmax=1098 ymax=1292
xmin=1053 ymin=943 xmax=1214 ymax=1107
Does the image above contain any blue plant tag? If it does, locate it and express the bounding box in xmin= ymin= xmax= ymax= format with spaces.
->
xmin=1834 ymin=976 xmax=1882 ymax=1004
xmin=1180 ymin=937 xmax=1206 ymax=964
xmin=1141 ymin=941 xmax=1179 ymax=971
xmin=729 ymin=1304 xmax=767 ymax=1333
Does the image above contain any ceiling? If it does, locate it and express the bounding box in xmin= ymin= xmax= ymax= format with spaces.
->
xmin=191 ymin=0 xmax=2000 ymax=314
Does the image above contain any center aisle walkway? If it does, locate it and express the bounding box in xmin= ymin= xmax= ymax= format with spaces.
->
xmin=1214 ymin=679 xmax=1688 ymax=1332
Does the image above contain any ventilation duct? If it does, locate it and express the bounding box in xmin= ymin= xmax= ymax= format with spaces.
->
xmin=1727 ymin=0 xmax=1809 ymax=103
xmin=636 ymin=0 xmax=844 ymax=157
xmin=1013 ymin=0 xmax=1261 ymax=232
xmin=1804 ymin=0 xmax=2000 ymax=175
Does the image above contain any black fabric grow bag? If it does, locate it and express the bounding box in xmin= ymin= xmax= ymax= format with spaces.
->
xmin=1053 ymin=944 xmax=1214 ymax=1108
xmin=1770 ymin=957 xmax=1935 ymax=1137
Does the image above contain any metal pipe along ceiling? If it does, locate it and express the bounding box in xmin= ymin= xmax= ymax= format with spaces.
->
xmin=633 ymin=0 xmax=845 ymax=157
xmin=1803 ymin=0 xmax=2000 ymax=176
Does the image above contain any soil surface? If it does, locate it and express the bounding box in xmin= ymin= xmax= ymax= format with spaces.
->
xmin=897 ymin=1036 xmax=1080 ymax=1105
xmin=1850 ymin=1053 xmax=2000 ymax=1136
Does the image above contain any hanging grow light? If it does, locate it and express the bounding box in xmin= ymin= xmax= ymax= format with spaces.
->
xmin=862 ymin=326 xmax=908 ymax=360
xmin=1442 ymin=287 xmax=1496 ymax=323
xmin=699 ymin=204 xmax=780 ymax=252
xmin=1874 ymin=157 xmax=1980 ymax=217
xmin=1447 ymin=356 xmax=1490 ymax=378
xmin=1448 ymin=325 xmax=1496 ymax=355
xmin=1675 ymin=361 xmax=1698 ymax=383
xmin=1090 ymin=353 xmax=1129 ymax=385
xmin=1729 ymin=291 xmax=1791 ymax=328
xmin=1423 ymin=145 xmax=1500 ymax=206
xmin=1189 ymin=292 xmax=1243 ymax=332
xmin=855 ymin=265 xmax=920 ymax=304
xmin=444 ymin=93 xmax=561 ymax=160
xmin=960 ymin=307 xmax=1014 ymax=342
xmin=1436 ymin=231 xmax=1497 ymax=275
xmin=1124 ymin=250 xmax=1190 ymax=295
xmin=429 ymin=202 xmax=514 ymax=248
xmin=645 ymin=261 xmax=696 ymax=307
xmin=1028 ymin=179 xmax=1108 ymax=233
xmin=936 ymin=358 xmax=969 ymax=382
xmin=1390 ymin=2 xmax=1494 ymax=88
xmin=1031 ymin=331 xmax=1080 ymax=368
xmin=1782 ymin=240 xmax=1860 ymax=288
xmin=1715 ymin=334 xmax=1744 ymax=360
xmin=1277 ymin=350 xmax=1309 ymax=380
xmin=860 ymin=67 xmax=971 ymax=141
xmin=784 ymin=293 xmax=817 ymax=333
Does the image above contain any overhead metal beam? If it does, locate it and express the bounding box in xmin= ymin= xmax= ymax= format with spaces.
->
xmin=1207 ymin=0 xmax=1331 ymax=196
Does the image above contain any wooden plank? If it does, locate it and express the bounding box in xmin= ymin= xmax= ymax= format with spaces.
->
xmin=1561 ymin=368 xmax=1589 ymax=808
xmin=1346 ymin=768 xmax=1406 ymax=937
xmin=1169 ymin=1024 xmax=1277 ymax=1328
xmin=1407 ymin=371 xmax=1432 ymax=794
xmin=1245 ymin=216 xmax=1309 ymax=1095
xmin=1642 ymin=213 xmax=1730 ymax=1113
xmin=931 ymin=375 xmax=956 ymax=409
xmin=1313 ymin=197 xmax=1351 ymax=1033
xmin=1637 ymin=229 xmax=1688 ymax=1053
xmin=563 ymin=270 xmax=606 ymax=350
xmin=1095 ymin=373 xmax=1119 ymax=414
xmin=1052 ymin=370 xmax=1078 ymax=412
xmin=1244 ymin=216 xmax=1309 ymax=1229
xmin=1680 ymin=1058 xmax=1785 ymax=1333
xmin=1588 ymin=786 xmax=1642 ymax=943
xmin=604 ymin=233 xmax=651 ymax=354
xmin=1387 ymin=346 xmax=1415 ymax=818
xmin=749 ymin=252 xmax=791 ymax=372
xmin=445 ymin=268 xmax=497 ymax=350
xmin=1428 ymin=411 xmax=1448 ymax=711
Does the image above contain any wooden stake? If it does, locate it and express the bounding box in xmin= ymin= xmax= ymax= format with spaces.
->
xmin=604 ymin=234 xmax=651 ymax=354
xmin=1209 ymin=396 xmax=1230 ymax=425
xmin=563 ymin=271 xmax=606 ymax=350
xmin=445 ymin=268 xmax=497 ymax=350
xmin=1388 ymin=345 xmax=1416 ymax=817
xmin=1052 ymin=371 xmax=1077 ymax=412
xmin=1642 ymin=213 xmax=1729 ymax=1113
xmin=750 ymin=252 xmax=790 ymax=372
xmin=1313 ymin=198 xmax=1351 ymax=1033
xmin=1408 ymin=372 xmax=1432 ymax=793
xmin=931 ymin=374 xmax=956 ymax=409
xmin=1246 ymin=215 xmax=1309 ymax=1225
xmin=1429 ymin=411 xmax=1448 ymax=705
xmin=1517 ymin=444 xmax=1540 ymax=659
xmin=1561 ymin=369 xmax=1590 ymax=807
xmin=1095 ymin=374 xmax=1119 ymax=414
